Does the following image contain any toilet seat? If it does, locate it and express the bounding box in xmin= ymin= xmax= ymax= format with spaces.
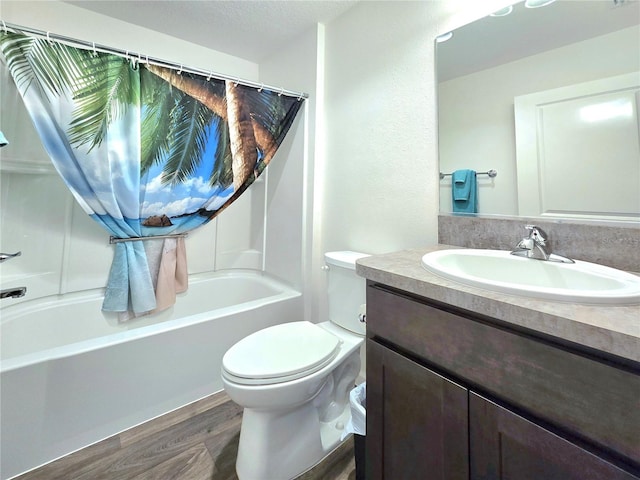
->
xmin=222 ymin=321 xmax=342 ymax=386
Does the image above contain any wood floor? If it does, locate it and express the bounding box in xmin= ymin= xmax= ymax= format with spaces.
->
xmin=13 ymin=391 xmax=356 ymax=480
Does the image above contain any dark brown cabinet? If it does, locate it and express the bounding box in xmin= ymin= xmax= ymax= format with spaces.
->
xmin=470 ymin=393 xmax=636 ymax=480
xmin=366 ymin=340 xmax=468 ymax=480
xmin=365 ymin=282 xmax=640 ymax=480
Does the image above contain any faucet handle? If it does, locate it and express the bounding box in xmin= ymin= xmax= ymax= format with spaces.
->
xmin=0 ymin=251 xmax=21 ymax=263
xmin=524 ymin=225 xmax=547 ymax=245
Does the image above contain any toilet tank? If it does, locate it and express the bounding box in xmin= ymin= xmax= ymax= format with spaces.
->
xmin=325 ymin=251 xmax=369 ymax=336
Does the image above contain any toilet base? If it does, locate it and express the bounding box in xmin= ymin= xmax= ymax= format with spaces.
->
xmin=236 ymin=401 xmax=352 ymax=480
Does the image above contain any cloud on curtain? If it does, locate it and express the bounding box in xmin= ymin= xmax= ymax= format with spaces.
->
xmin=0 ymin=31 xmax=304 ymax=316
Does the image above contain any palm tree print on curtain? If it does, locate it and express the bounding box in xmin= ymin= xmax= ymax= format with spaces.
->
xmin=0 ymin=31 xmax=303 ymax=315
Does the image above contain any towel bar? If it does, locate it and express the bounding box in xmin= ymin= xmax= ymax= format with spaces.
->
xmin=109 ymin=233 xmax=188 ymax=244
xmin=440 ymin=169 xmax=497 ymax=180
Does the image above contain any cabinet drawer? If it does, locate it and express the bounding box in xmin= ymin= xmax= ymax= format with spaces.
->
xmin=366 ymin=283 xmax=640 ymax=465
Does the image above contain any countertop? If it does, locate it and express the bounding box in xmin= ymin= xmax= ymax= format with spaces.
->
xmin=356 ymin=245 xmax=640 ymax=364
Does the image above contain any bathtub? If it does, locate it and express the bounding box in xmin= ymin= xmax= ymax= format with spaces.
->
xmin=0 ymin=271 xmax=302 ymax=480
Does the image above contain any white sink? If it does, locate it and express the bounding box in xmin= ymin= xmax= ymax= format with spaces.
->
xmin=421 ymin=249 xmax=640 ymax=305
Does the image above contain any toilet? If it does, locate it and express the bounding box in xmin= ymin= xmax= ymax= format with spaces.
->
xmin=221 ymin=251 xmax=369 ymax=480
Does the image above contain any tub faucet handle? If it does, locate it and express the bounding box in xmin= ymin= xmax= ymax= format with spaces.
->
xmin=0 ymin=251 xmax=21 ymax=263
xmin=1 ymin=287 xmax=26 ymax=299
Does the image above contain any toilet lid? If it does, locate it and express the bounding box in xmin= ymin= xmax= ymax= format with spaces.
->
xmin=222 ymin=321 xmax=341 ymax=385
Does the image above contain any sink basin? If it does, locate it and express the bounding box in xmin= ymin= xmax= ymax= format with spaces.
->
xmin=421 ymin=249 xmax=640 ymax=305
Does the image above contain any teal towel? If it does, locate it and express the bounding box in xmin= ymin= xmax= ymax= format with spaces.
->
xmin=102 ymin=242 xmax=156 ymax=314
xmin=452 ymin=169 xmax=477 ymax=213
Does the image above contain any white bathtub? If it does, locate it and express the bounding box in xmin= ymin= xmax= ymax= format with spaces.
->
xmin=0 ymin=271 xmax=302 ymax=480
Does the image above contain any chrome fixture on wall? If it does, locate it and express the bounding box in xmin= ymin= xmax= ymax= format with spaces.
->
xmin=1 ymin=287 xmax=27 ymax=299
xmin=439 ymin=169 xmax=497 ymax=180
xmin=0 ymin=251 xmax=21 ymax=263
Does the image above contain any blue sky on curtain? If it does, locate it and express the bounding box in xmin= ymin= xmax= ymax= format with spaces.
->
xmin=0 ymin=31 xmax=304 ymax=316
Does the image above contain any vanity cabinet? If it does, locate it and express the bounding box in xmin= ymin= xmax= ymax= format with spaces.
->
xmin=365 ymin=282 xmax=640 ymax=480
xmin=367 ymin=340 xmax=469 ymax=479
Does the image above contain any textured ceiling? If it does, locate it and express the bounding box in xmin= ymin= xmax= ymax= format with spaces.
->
xmin=64 ymin=0 xmax=359 ymax=63
xmin=59 ymin=0 xmax=640 ymax=77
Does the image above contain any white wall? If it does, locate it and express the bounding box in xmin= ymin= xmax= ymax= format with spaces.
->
xmin=259 ymin=23 xmax=327 ymax=325
xmin=322 ymin=1 xmax=437 ymax=256
xmin=438 ymin=25 xmax=640 ymax=215
xmin=319 ymin=0 xmax=516 ymax=255
xmin=314 ymin=0 xmax=513 ymax=324
xmin=260 ymin=26 xmax=320 ymax=298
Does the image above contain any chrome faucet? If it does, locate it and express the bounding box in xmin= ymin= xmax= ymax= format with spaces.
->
xmin=511 ymin=225 xmax=574 ymax=263
xmin=0 ymin=251 xmax=21 ymax=263
xmin=1 ymin=287 xmax=27 ymax=299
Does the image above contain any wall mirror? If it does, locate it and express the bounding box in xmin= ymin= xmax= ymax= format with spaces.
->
xmin=437 ymin=0 xmax=640 ymax=222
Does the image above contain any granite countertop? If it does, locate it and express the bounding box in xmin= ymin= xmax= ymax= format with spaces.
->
xmin=356 ymin=245 xmax=640 ymax=364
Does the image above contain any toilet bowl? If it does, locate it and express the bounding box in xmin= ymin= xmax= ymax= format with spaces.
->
xmin=221 ymin=251 xmax=368 ymax=480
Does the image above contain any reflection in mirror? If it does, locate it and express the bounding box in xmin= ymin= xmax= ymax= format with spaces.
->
xmin=437 ymin=0 xmax=640 ymax=221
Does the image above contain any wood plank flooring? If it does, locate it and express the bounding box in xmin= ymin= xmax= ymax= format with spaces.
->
xmin=13 ymin=391 xmax=356 ymax=480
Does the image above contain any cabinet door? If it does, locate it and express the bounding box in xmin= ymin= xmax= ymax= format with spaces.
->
xmin=366 ymin=340 xmax=469 ymax=480
xmin=470 ymin=392 xmax=639 ymax=480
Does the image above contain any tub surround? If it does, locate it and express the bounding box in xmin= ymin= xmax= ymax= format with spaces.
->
xmin=356 ymin=246 xmax=640 ymax=364
xmin=439 ymin=214 xmax=640 ymax=273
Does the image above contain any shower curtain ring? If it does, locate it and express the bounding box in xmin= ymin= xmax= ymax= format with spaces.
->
xmin=1 ymin=21 xmax=7 ymax=33
xmin=278 ymin=87 xmax=284 ymax=96
xmin=258 ymin=83 xmax=264 ymax=93
xmin=297 ymin=94 xmax=303 ymax=101
xmin=177 ymin=65 xmax=183 ymax=75
xmin=207 ymin=71 xmax=213 ymax=81
xmin=234 ymin=77 xmax=240 ymax=87
xmin=92 ymin=42 xmax=97 ymax=56
xmin=46 ymin=31 xmax=52 ymax=44
xmin=145 ymin=54 xmax=149 ymax=64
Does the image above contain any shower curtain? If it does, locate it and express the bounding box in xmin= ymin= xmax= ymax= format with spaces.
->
xmin=0 ymin=31 xmax=303 ymax=316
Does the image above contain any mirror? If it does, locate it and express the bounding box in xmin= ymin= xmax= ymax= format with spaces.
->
xmin=437 ymin=0 xmax=640 ymax=222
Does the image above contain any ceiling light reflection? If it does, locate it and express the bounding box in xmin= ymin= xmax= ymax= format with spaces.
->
xmin=436 ymin=32 xmax=453 ymax=43
xmin=525 ymin=0 xmax=557 ymax=8
xmin=490 ymin=6 xmax=514 ymax=17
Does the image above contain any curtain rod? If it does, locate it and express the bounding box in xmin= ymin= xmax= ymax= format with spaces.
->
xmin=0 ymin=20 xmax=309 ymax=100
